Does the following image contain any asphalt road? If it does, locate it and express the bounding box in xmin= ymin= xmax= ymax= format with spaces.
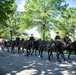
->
xmin=0 ymin=47 xmax=76 ymax=75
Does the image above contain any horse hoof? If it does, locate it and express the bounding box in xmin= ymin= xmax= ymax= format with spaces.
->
xmin=49 ymin=59 xmax=52 ymax=61
xmin=13 ymin=52 xmax=15 ymax=54
xmin=64 ymin=59 xmax=66 ymax=61
xmin=58 ymin=60 xmax=62 ymax=63
xmin=35 ymin=54 xmax=37 ymax=56
xmin=26 ymin=54 xmax=29 ymax=56
xmin=41 ymin=56 xmax=42 ymax=58
xmin=68 ymin=57 xmax=70 ymax=59
xmin=30 ymin=54 xmax=32 ymax=55
xmin=48 ymin=58 xmax=50 ymax=60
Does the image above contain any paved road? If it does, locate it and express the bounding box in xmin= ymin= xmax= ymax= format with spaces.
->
xmin=0 ymin=47 xmax=76 ymax=75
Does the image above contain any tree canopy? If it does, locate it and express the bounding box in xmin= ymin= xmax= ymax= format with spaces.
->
xmin=0 ymin=0 xmax=17 ymax=39
xmin=0 ymin=0 xmax=16 ymax=23
xmin=0 ymin=0 xmax=76 ymax=40
xmin=23 ymin=0 xmax=68 ymax=40
xmin=54 ymin=7 xmax=76 ymax=38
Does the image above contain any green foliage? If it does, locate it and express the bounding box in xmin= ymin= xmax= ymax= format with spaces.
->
xmin=0 ymin=0 xmax=16 ymax=23
xmin=1 ymin=0 xmax=75 ymax=40
xmin=24 ymin=0 xmax=67 ymax=39
xmin=54 ymin=7 xmax=76 ymax=38
xmin=0 ymin=0 xmax=17 ymax=39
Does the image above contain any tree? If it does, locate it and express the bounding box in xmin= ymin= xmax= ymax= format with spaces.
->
xmin=0 ymin=0 xmax=16 ymax=23
xmin=0 ymin=0 xmax=17 ymax=39
xmin=6 ymin=11 xmax=30 ymax=39
xmin=54 ymin=7 xmax=76 ymax=40
xmin=24 ymin=0 xmax=68 ymax=40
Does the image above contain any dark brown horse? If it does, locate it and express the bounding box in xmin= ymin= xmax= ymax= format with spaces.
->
xmin=18 ymin=39 xmax=35 ymax=56
xmin=3 ymin=40 xmax=16 ymax=53
xmin=38 ymin=40 xmax=47 ymax=58
xmin=65 ymin=41 xmax=76 ymax=59
xmin=48 ymin=39 xmax=66 ymax=62
xmin=30 ymin=39 xmax=41 ymax=55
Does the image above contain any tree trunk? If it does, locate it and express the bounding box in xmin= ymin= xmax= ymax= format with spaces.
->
xmin=42 ymin=24 xmax=45 ymax=40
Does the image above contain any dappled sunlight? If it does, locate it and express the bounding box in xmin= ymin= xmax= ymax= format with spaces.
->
xmin=61 ymin=70 xmax=70 ymax=75
xmin=72 ymin=61 xmax=76 ymax=65
xmin=11 ymin=71 xmax=17 ymax=73
xmin=59 ymin=63 xmax=72 ymax=67
xmin=23 ymin=66 xmax=28 ymax=68
xmin=0 ymin=48 xmax=76 ymax=75
xmin=0 ymin=0 xmax=76 ymax=75
xmin=16 ymin=69 xmax=38 ymax=75
xmin=61 ymin=70 xmax=76 ymax=75
xmin=41 ymin=71 xmax=46 ymax=75
xmin=37 ymin=62 xmax=43 ymax=66
xmin=6 ymin=73 xmax=11 ymax=75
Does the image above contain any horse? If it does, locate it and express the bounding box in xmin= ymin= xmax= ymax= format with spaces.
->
xmin=38 ymin=40 xmax=47 ymax=58
xmin=30 ymin=39 xmax=42 ymax=56
xmin=3 ymin=40 xmax=12 ymax=52
xmin=25 ymin=40 xmax=35 ymax=56
xmin=48 ymin=39 xmax=66 ymax=62
xmin=18 ymin=39 xmax=35 ymax=56
xmin=65 ymin=41 xmax=76 ymax=59
xmin=17 ymin=38 xmax=26 ymax=54
xmin=2 ymin=40 xmax=16 ymax=53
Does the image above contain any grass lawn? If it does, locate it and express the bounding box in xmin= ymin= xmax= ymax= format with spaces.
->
xmin=63 ymin=50 xmax=75 ymax=55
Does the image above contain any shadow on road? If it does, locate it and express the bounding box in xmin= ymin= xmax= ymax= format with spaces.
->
xmin=0 ymin=49 xmax=76 ymax=75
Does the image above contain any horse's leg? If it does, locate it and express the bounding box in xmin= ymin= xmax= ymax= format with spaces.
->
xmin=56 ymin=51 xmax=61 ymax=62
xmin=60 ymin=51 xmax=66 ymax=61
xmin=41 ymin=48 xmax=44 ymax=58
xmin=11 ymin=46 xmax=14 ymax=53
xmin=22 ymin=47 xmax=24 ymax=53
xmin=1 ymin=45 xmax=4 ymax=51
xmin=40 ymin=49 xmax=43 ymax=58
xmin=26 ymin=48 xmax=30 ymax=56
xmin=51 ymin=51 xmax=53 ymax=58
xmin=10 ymin=45 xmax=12 ymax=53
xmin=18 ymin=46 xmax=20 ymax=54
xmin=26 ymin=49 xmax=28 ymax=56
xmin=48 ymin=50 xmax=52 ymax=60
xmin=30 ymin=48 xmax=34 ymax=55
xmin=7 ymin=47 xmax=9 ymax=52
xmin=39 ymin=48 xmax=41 ymax=56
xmin=26 ymin=48 xmax=31 ymax=56
xmin=73 ymin=50 xmax=76 ymax=55
xmin=29 ymin=48 xmax=31 ymax=55
xmin=68 ymin=51 xmax=71 ymax=59
xmin=48 ymin=50 xmax=50 ymax=60
xmin=75 ymin=52 xmax=76 ymax=55
xmin=35 ymin=48 xmax=37 ymax=56
xmin=19 ymin=47 xmax=22 ymax=53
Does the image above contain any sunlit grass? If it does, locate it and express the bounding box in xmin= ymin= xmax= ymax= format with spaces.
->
xmin=64 ymin=50 xmax=75 ymax=55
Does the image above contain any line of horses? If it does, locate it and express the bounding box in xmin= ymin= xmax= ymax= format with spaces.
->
xmin=1 ymin=38 xmax=76 ymax=62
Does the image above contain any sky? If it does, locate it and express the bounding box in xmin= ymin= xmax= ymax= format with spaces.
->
xmin=15 ymin=0 xmax=25 ymax=12
xmin=15 ymin=0 xmax=76 ymax=12
xmin=66 ymin=0 xmax=76 ymax=7
xmin=15 ymin=0 xmax=76 ymax=38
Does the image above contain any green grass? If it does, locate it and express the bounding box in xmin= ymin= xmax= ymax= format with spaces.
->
xmin=64 ymin=50 xmax=75 ymax=55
